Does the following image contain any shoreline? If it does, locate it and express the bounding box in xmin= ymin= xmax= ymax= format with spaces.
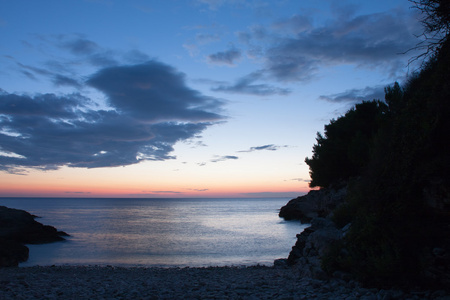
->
xmin=1 ymin=265 xmax=449 ymax=299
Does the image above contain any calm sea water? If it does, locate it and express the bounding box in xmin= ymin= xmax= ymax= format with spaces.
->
xmin=0 ymin=198 xmax=306 ymax=267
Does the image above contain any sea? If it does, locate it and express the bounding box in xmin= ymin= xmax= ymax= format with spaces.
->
xmin=0 ymin=197 xmax=307 ymax=268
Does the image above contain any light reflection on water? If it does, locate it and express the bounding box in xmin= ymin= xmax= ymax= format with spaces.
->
xmin=0 ymin=198 xmax=307 ymax=267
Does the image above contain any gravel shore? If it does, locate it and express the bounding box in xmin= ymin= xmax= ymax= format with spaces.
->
xmin=1 ymin=265 xmax=449 ymax=299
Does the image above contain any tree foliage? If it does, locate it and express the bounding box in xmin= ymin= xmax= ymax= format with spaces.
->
xmin=409 ymin=0 xmax=450 ymax=62
xmin=325 ymin=37 xmax=450 ymax=288
xmin=305 ymin=100 xmax=388 ymax=188
xmin=305 ymin=2 xmax=450 ymax=287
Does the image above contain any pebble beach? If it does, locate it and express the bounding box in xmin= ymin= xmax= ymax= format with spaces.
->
xmin=1 ymin=265 xmax=449 ymax=300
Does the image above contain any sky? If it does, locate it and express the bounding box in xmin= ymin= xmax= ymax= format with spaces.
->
xmin=0 ymin=0 xmax=424 ymax=198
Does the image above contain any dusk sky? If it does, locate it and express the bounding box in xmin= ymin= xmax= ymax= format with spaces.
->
xmin=0 ymin=0 xmax=423 ymax=198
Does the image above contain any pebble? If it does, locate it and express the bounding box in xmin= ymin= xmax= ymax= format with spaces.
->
xmin=0 ymin=265 xmax=449 ymax=299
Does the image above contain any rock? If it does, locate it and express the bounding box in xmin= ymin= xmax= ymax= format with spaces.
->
xmin=279 ymin=186 xmax=350 ymax=280
xmin=279 ymin=186 xmax=347 ymax=222
xmin=286 ymin=217 xmax=345 ymax=280
xmin=0 ymin=206 xmax=68 ymax=267
xmin=0 ymin=238 xmax=29 ymax=267
xmin=0 ymin=206 xmax=68 ymax=244
xmin=273 ymin=259 xmax=288 ymax=268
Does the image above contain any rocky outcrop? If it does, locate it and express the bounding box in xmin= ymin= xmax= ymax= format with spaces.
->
xmin=285 ymin=217 xmax=349 ymax=279
xmin=278 ymin=187 xmax=350 ymax=279
xmin=279 ymin=186 xmax=347 ymax=223
xmin=0 ymin=206 xmax=68 ymax=267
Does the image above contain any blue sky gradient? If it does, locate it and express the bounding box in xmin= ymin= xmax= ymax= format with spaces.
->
xmin=0 ymin=0 xmax=423 ymax=197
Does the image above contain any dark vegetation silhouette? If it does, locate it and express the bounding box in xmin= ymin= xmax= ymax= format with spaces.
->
xmin=304 ymin=0 xmax=450 ymax=288
xmin=409 ymin=0 xmax=450 ymax=64
xmin=305 ymin=100 xmax=388 ymax=188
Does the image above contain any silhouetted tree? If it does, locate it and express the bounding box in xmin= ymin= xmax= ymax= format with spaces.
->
xmin=384 ymin=82 xmax=404 ymax=114
xmin=305 ymin=100 xmax=388 ymax=188
xmin=316 ymin=1 xmax=450 ymax=289
xmin=325 ymin=37 xmax=450 ymax=288
xmin=409 ymin=0 xmax=450 ymax=62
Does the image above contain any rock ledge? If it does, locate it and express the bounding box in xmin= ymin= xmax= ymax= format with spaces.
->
xmin=0 ymin=206 xmax=68 ymax=267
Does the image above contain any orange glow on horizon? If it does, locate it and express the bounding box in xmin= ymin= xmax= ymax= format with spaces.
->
xmin=0 ymin=162 xmax=310 ymax=198
xmin=0 ymin=182 xmax=309 ymax=198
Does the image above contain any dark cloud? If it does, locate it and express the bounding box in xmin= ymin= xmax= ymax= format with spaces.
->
xmin=87 ymin=62 xmax=225 ymax=123
xmin=242 ymin=9 xmax=421 ymax=82
xmin=0 ymin=60 xmax=225 ymax=173
xmin=239 ymin=144 xmax=283 ymax=152
xmin=150 ymin=191 xmax=182 ymax=194
xmin=52 ymin=74 xmax=82 ymax=88
xmin=211 ymin=71 xmax=291 ymax=96
xmin=61 ymin=37 xmax=100 ymax=55
xmin=20 ymin=70 xmax=37 ymax=80
xmin=208 ymin=48 xmax=242 ymax=65
xmin=52 ymin=35 xmax=118 ymax=67
xmin=16 ymin=61 xmax=83 ymax=89
xmin=319 ymin=85 xmax=385 ymax=104
xmin=210 ymin=155 xmax=239 ymax=163
xmin=17 ymin=62 xmax=53 ymax=77
xmin=12 ymin=35 xmax=133 ymax=87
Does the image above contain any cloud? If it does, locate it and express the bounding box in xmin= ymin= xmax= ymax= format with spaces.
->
xmin=65 ymin=191 xmax=92 ymax=194
xmin=187 ymin=188 xmax=209 ymax=192
xmin=184 ymin=140 xmax=208 ymax=148
xmin=211 ymin=71 xmax=291 ymax=96
xmin=196 ymin=33 xmax=221 ymax=45
xmin=319 ymin=85 xmax=386 ymax=104
xmin=208 ymin=48 xmax=242 ymax=65
xmin=12 ymin=35 xmax=154 ymax=92
xmin=0 ymin=60 xmax=225 ymax=173
xmin=287 ymin=178 xmax=311 ymax=183
xmin=241 ymin=191 xmax=307 ymax=198
xmin=241 ymin=8 xmax=421 ymax=82
xmin=52 ymin=74 xmax=82 ymax=88
xmin=123 ymin=50 xmax=151 ymax=64
xmin=15 ymin=60 xmax=83 ymax=89
xmin=239 ymin=144 xmax=284 ymax=152
xmin=272 ymin=14 xmax=313 ymax=35
xmin=17 ymin=62 xmax=53 ymax=77
xmin=49 ymin=34 xmax=118 ymax=67
xmin=210 ymin=155 xmax=239 ymax=163
xmin=60 ymin=37 xmax=100 ymax=55
xmin=87 ymin=62 xmax=225 ymax=123
xmin=150 ymin=191 xmax=182 ymax=194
